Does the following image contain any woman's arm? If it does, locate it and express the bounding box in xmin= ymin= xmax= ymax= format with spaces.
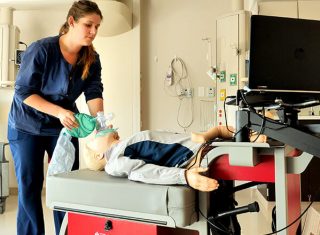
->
xmin=23 ymin=94 xmax=77 ymax=130
xmin=87 ymin=97 xmax=104 ymax=116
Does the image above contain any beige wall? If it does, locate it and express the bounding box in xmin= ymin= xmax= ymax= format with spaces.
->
xmin=1 ymin=0 xmax=237 ymax=188
xmin=0 ymin=1 xmax=138 ymax=188
xmin=0 ymin=8 xmax=68 ymax=188
xmin=141 ymin=0 xmax=233 ymax=132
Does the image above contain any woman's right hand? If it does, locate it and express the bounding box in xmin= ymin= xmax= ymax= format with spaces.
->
xmin=57 ymin=109 xmax=78 ymax=130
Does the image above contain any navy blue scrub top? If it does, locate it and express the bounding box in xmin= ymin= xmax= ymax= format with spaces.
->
xmin=8 ymin=36 xmax=103 ymax=136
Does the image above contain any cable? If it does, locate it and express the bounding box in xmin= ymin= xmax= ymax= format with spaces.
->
xmin=199 ymin=209 xmax=231 ymax=234
xmin=227 ymin=91 xmax=289 ymax=140
xmin=163 ymin=57 xmax=189 ymax=97
xmin=163 ymin=56 xmax=194 ymax=131
xmin=238 ymin=89 xmax=257 ymax=113
xmin=177 ymin=96 xmax=194 ymax=131
xmin=264 ymin=201 xmax=313 ymax=235
xmin=263 ymin=185 xmax=320 ymax=235
xmin=186 ymin=143 xmax=207 ymax=170
xmin=250 ymin=107 xmax=266 ymax=142
xmin=223 ymin=89 xmax=320 ymax=234
xmin=19 ymin=41 xmax=28 ymax=49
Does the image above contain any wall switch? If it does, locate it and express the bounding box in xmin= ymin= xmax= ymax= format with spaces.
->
xmin=198 ymin=87 xmax=205 ymax=97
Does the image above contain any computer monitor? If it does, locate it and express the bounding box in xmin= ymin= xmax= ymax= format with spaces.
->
xmin=247 ymin=15 xmax=320 ymax=106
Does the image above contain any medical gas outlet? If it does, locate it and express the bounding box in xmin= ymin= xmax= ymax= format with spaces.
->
xmin=180 ymin=88 xmax=193 ymax=97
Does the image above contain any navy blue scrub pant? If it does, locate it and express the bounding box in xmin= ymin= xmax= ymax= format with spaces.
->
xmin=8 ymin=126 xmax=79 ymax=235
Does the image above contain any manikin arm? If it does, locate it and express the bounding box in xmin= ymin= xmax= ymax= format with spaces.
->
xmin=106 ymin=156 xmax=219 ymax=192
xmin=191 ymin=126 xmax=234 ymax=143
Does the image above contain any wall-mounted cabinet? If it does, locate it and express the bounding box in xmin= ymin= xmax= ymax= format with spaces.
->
xmin=258 ymin=0 xmax=320 ymax=20
xmin=0 ymin=0 xmax=73 ymax=10
xmin=215 ymin=10 xmax=250 ymax=127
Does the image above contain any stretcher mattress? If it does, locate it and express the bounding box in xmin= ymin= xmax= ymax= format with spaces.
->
xmin=46 ymin=169 xmax=198 ymax=227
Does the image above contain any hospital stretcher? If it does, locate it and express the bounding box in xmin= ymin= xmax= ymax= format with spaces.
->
xmin=46 ymin=140 xmax=313 ymax=235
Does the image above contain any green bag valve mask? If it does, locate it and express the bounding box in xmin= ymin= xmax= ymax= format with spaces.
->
xmin=96 ymin=127 xmax=119 ymax=137
xmin=66 ymin=113 xmax=118 ymax=138
xmin=66 ymin=113 xmax=96 ymax=138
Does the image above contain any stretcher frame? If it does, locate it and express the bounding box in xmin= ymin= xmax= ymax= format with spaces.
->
xmin=46 ymin=140 xmax=313 ymax=235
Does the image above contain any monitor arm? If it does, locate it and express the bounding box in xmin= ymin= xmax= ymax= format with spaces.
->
xmin=235 ymin=108 xmax=320 ymax=158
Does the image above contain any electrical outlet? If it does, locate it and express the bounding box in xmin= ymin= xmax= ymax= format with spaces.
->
xmin=180 ymin=88 xmax=193 ymax=97
xmin=186 ymin=88 xmax=193 ymax=97
xmin=207 ymin=87 xmax=215 ymax=97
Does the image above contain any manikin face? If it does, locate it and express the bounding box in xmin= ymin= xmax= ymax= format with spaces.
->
xmin=69 ymin=13 xmax=101 ymax=46
xmin=103 ymin=131 xmax=120 ymax=146
xmin=87 ymin=131 xmax=120 ymax=154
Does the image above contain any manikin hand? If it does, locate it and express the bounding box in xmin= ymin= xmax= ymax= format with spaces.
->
xmin=185 ymin=167 xmax=219 ymax=192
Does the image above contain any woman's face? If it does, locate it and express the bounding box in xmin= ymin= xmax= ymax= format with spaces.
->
xmin=71 ymin=13 xmax=101 ymax=46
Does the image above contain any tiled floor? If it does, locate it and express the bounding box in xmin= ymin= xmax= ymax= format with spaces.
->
xmin=0 ymin=195 xmax=55 ymax=235
xmin=0 ymin=188 xmax=319 ymax=235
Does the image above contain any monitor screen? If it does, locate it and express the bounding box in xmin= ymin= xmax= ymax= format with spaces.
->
xmin=249 ymin=15 xmax=320 ymax=96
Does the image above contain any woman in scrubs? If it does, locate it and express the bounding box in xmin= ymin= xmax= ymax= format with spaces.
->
xmin=7 ymin=1 xmax=104 ymax=234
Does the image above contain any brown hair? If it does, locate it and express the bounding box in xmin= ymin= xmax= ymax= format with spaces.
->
xmin=59 ymin=0 xmax=103 ymax=79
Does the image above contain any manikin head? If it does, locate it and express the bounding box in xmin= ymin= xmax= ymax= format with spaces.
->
xmin=84 ymin=131 xmax=120 ymax=171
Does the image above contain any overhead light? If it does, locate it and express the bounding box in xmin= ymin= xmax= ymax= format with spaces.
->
xmin=95 ymin=0 xmax=132 ymax=37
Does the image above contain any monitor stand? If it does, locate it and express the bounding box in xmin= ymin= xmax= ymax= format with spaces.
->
xmin=277 ymin=107 xmax=299 ymax=127
xmin=234 ymin=92 xmax=320 ymax=157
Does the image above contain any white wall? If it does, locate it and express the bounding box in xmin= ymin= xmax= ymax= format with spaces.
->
xmin=141 ymin=0 xmax=233 ymax=132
